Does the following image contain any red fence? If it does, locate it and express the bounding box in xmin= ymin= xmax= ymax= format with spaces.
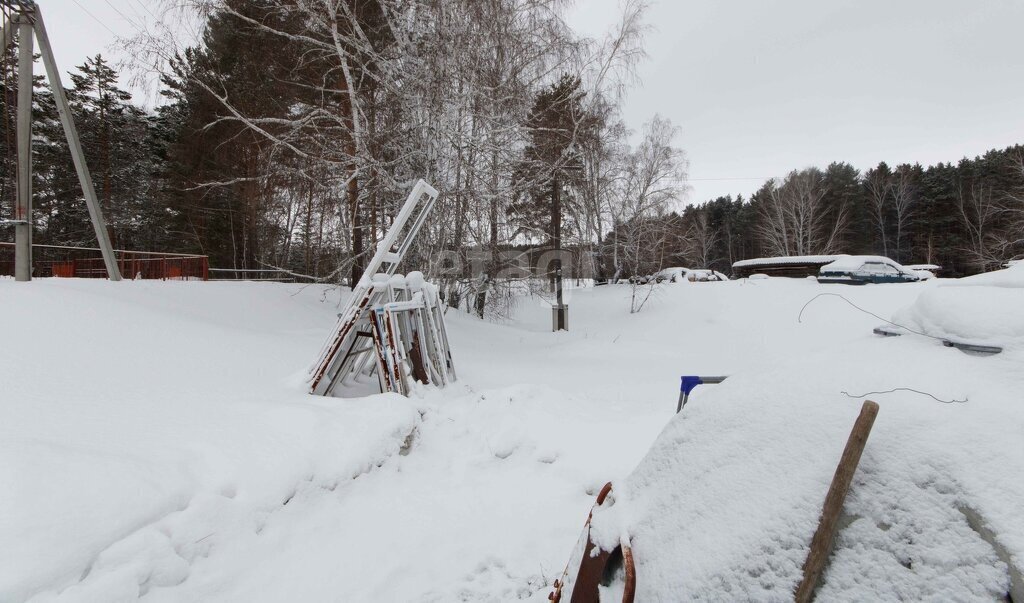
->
xmin=0 ymin=243 xmax=209 ymax=280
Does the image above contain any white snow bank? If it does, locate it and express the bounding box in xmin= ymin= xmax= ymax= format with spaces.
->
xmin=893 ymin=263 xmax=1024 ymax=347
xmin=8 ymin=274 xmax=1020 ymax=601
xmin=583 ymin=332 xmax=1023 ymax=600
xmin=944 ymin=261 xmax=1024 ymax=288
xmin=0 ymin=280 xmax=419 ymax=602
xmin=129 ymin=383 xmax=666 ymax=602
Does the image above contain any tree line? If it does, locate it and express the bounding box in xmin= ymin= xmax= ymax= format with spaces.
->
xmin=2 ymin=0 xmax=1021 ymax=317
xmin=5 ymin=0 xmax=688 ymax=317
xmin=640 ymin=148 xmax=1024 ymax=279
xmin=1 ymin=52 xmax=168 ymax=252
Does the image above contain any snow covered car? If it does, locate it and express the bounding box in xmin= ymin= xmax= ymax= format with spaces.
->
xmin=817 ymin=255 xmax=921 ymax=284
xmin=904 ymin=263 xmax=941 ymax=279
xmin=653 ymin=267 xmax=728 ymax=283
xmin=652 ymin=267 xmax=688 ymax=283
xmin=685 ymin=269 xmax=729 ymax=282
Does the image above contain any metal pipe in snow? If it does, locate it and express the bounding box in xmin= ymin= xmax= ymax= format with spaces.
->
xmin=677 ymin=375 xmax=729 ymax=413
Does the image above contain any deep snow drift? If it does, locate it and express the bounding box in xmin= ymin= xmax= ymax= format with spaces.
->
xmin=579 ymin=266 xmax=1024 ymax=601
xmin=2 ymin=273 xmax=1020 ymax=601
xmin=1 ymin=281 xmax=420 ymax=602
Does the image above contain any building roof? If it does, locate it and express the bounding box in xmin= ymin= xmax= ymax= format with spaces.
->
xmin=732 ymin=255 xmax=840 ymax=269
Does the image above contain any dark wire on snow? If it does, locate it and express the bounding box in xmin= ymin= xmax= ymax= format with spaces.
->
xmin=799 ymin=294 xmax=968 ymax=403
xmin=841 ymin=388 xmax=968 ymax=404
xmin=797 ymin=293 xmax=946 ymax=341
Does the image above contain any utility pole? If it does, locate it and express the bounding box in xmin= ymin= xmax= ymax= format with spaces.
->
xmin=32 ymin=5 xmax=121 ymax=280
xmin=552 ymin=174 xmax=567 ymax=331
xmin=14 ymin=12 xmax=31 ymax=281
xmin=1 ymin=2 xmax=122 ymax=281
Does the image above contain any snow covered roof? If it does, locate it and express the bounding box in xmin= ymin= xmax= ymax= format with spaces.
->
xmin=820 ymin=255 xmax=915 ymax=274
xmin=732 ymin=255 xmax=839 ymax=269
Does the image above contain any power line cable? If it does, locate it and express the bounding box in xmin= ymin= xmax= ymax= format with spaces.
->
xmin=116 ymin=0 xmax=150 ymax=29
xmin=68 ymin=0 xmax=118 ymax=36
xmin=797 ymin=292 xmax=945 ymax=342
xmin=128 ymin=0 xmax=160 ymax=21
xmin=102 ymin=0 xmax=145 ymax=32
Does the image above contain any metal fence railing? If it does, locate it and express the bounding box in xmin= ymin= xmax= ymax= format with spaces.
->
xmin=0 ymin=242 xmax=209 ymax=280
xmin=207 ymin=268 xmax=307 ymax=282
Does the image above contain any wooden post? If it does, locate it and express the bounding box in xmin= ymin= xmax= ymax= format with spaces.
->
xmin=14 ymin=14 xmax=32 ymax=281
xmin=795 ymin=400 xmax=879 ymax=602
xmin=31 ymin=6 xmax=122 ymax=280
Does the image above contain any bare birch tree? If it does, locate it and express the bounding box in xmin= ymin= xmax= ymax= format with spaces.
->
xmin=957 ymin=179 xmax=1002 ymax=271
xmin=686 ymin=210 xmax=718 ymax=268
xmin=756 ymin=168 xmax=847 ymax=256
xmin=997 ymin=153 xmax=1024 ymax=262
xmin=891 ymin=164 xmax=917 ymax=262
xmin=863 ymin=165 xmax=891 ymax=257
xmin=613 ymin=114 xmax=686 ymax=312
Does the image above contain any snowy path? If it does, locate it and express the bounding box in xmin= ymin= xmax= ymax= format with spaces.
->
xmin=5 ymin=277 xmax=1019 ymax=601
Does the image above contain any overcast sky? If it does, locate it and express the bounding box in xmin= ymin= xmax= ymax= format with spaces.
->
xmin=40 ymin=0 xmax=1024 ymax=204
xmin=567 ymin=0 xmax=1024 ymax=203
xmin=40 ymin=1 xmax=148 ymax=74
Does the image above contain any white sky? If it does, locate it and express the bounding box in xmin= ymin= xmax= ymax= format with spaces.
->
xmin=566 ymin=0 xmax=1024 ymax=203
xmin=36 ymin=0 xmax=1024 ymax=205
xmin=37 ymin=0 xmax=186 ymax=107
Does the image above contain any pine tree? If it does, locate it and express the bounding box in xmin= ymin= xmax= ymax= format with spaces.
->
xmin=511 ymin=75 xmax=593 ymax=245
xmin=62 ymin=55 xmax=155 ymax=250
xmin=510 ymin=75 xmax=597 ymax=311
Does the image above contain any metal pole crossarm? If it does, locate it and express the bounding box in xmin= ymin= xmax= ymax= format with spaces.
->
xmin=0 ymin=1 xmax=37 ymax=11
xmin=30 ymin=6 xmax=122 ymax=280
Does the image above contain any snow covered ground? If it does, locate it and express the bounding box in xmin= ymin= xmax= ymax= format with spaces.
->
xmin=3 ymin=273 xmax=1020 ymax=601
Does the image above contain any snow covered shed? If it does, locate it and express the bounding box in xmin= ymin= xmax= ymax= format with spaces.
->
xmin=731 ymin=255 xmax=839 ymax=278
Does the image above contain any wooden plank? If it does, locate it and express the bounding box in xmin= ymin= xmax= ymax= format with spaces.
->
xmin=795 ymin=400 xmax=879 ymax=602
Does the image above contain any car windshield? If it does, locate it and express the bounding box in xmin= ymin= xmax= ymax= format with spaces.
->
xmin=860 ymin=262 xmax=898 ymax=274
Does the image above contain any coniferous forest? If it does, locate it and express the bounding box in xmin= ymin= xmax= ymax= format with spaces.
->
xmin=2 ymin=1 xmax=1023 ymax=314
